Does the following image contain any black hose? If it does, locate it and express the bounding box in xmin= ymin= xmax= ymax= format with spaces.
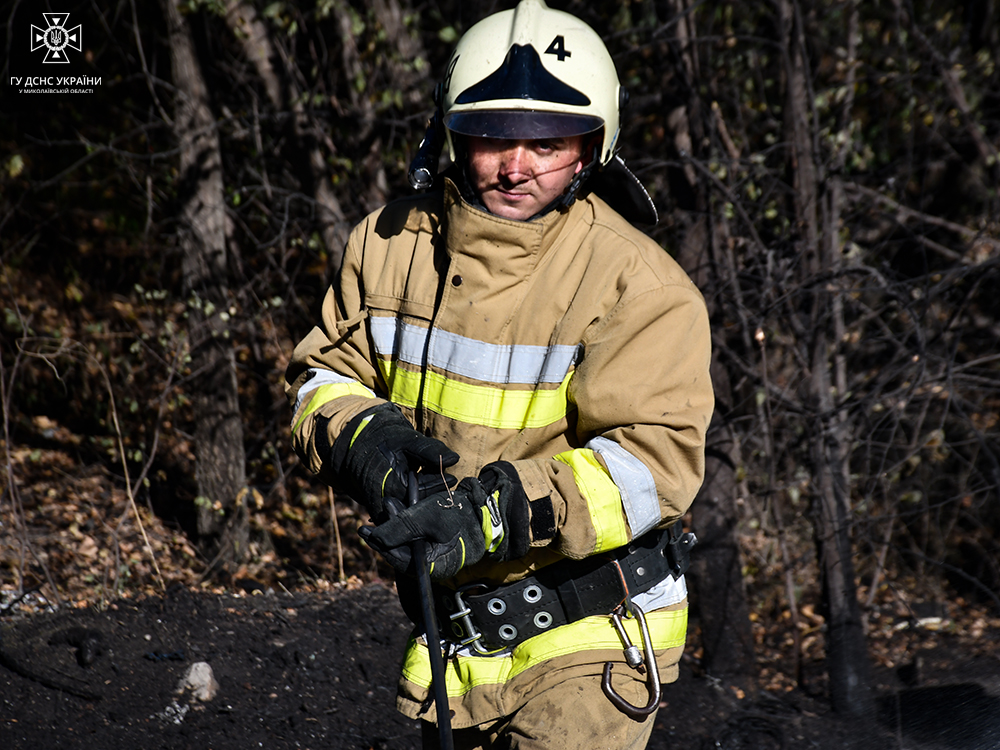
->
xmin=408 ymin=472 xmax=453 ymax=750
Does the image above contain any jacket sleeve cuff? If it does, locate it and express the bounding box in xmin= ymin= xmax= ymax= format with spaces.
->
xmin=492 ymin=460 xmax=558 ymax=545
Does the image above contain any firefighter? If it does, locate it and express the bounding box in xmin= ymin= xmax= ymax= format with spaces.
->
xmin=285 ymin=1 xmax=714 ymax=747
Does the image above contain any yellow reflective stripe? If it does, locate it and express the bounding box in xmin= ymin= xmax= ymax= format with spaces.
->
xmin=349 ymin=413 xmax=375 ymax=449
xmin=428 ymin=537 xmax=464 ymax=579
xmin=402 ymin=607 xmax=687 ymax=697
xmin=378 ymin=361 xmax=572 ymax=430
xmin=293 ymin=383 xmax=376 ymax=432
xmin=554 ymin=449 xmax=630 ymax=553
xmin=380 ymin=469 xmax=395 ymax=497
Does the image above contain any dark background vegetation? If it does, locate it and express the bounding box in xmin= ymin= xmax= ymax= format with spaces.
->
xmin=2 ymin=0 xmax=999 ymax=730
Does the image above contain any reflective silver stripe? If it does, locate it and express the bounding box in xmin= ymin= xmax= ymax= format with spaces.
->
xmin=588 ymin=436 xmax=661 ymax=538
xmin=369 ymin=317 xmax=578 ymax=385
xmin=632 ymin=572 xmax=687 ymax=611
xmin=370 ymin=317 xmax=427 ymax=368
xmin=292 ymin=369 xmax=374 ymax=426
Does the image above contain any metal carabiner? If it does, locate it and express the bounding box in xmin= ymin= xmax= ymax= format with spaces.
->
xmin=602 ymin=603 xmax=661 ymax=720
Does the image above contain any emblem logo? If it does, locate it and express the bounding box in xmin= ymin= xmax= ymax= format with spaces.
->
xmin=30 ymin=13 xmax=82 ymax=64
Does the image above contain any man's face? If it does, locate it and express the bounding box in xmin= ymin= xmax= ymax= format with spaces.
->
xmin=465 ymin=135 xmax=587 ymax=221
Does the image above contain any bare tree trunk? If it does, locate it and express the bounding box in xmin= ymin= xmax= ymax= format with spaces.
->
xmin=160 ymin=0 xmax=248 ymax=569
xmin=358 ymin=0 xmax=429 ymax=213
xmin=889 ymin=0 xmax=1000 ymax=219
xmin=225 ymin=0 xmax=432 ymax=263
xmin=779 ymin=0 xmax=818 ymax=252
xmin=665 ymin=0 xmax=757 ymax=690
xmin=779 ymin=0 xmax=871 ymax=716
xmin=224 ymin=0 xmax=351 ymax=272
xmin=689 ymin=359 xmax=758 ymax=685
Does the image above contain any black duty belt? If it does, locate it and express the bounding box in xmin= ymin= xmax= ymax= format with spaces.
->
xmin=399 ymin=525 xmax=695 ymax=654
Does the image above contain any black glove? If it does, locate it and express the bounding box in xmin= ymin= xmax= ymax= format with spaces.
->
xmin=328 ymin=403 xmax=459 ymax=521
xmin=359 ymin=463 xmax=531 ymax=581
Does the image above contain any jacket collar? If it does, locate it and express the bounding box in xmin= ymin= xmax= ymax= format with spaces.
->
xmin=442 ymin=177 xmax=580 ymax=267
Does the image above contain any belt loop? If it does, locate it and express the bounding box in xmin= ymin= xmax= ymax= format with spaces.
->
xmin=555 ymin=577 xmax=586 ymax=622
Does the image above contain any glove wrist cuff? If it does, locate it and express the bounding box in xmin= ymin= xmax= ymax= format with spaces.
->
xmin=480 ymin=462 xmax=531 ymax=560
xmin=329 ymin=402 xmax=397 ymax=472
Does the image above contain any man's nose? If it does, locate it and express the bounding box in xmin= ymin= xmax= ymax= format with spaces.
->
xmin=498 ymin=145 xmax=530 ymax=178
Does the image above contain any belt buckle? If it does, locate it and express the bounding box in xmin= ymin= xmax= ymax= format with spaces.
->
xmin=449 ymin=584 xmax=506 ymax=656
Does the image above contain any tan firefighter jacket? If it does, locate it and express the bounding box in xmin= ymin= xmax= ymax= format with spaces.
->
xmin=285 ymin=178 xmax=714 ymax=726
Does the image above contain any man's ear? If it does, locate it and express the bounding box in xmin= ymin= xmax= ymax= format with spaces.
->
xmin=573 ymin=134 xmax=601 ymax=175
xmin=581 ymin=132 xmax=602 ymax=168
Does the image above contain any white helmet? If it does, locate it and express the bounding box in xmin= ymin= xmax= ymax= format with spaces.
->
xmin=407 ymin=0 xmax=656 ymax=224
xmin=440 ymin=0 xmax=624 ymax=166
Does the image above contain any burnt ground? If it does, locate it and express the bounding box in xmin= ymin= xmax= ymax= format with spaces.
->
xmin=2 ymin=584 xmax=1000 ymax=750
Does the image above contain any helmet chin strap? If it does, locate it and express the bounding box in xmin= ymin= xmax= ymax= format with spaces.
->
xmin=543 ymin=141 xmax=601 ymax=216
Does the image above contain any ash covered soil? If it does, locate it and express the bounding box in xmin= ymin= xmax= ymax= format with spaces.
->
xmin=2 ymin=583 xmax=999 ymax=750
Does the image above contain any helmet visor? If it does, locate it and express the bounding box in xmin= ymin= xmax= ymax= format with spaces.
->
xmin=445 ymin=110 xmax=603 ymax=141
